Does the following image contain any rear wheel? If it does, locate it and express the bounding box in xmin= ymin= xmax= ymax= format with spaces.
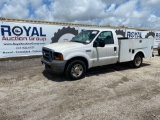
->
xmin=65 ymin=60 xmax=86 ymax=80
xmin=132 ymin=54 xmax=143 ymax=68
xmin=158 ymin=49 xmax=160 ymax=56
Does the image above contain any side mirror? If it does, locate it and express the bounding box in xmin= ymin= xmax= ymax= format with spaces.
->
xmin=99 ymin=39 xmax=105 ymax=47
xmin=93 ymin=41 xmax=99 ymax=47
xmin=93 ymin=39 xmax=105 ymax=47
xmin=72 ymin=37 xmax=75 ymax=40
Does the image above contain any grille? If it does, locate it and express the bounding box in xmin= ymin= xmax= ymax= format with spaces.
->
xmin=42 ymin=47 xmax=54 ymax=62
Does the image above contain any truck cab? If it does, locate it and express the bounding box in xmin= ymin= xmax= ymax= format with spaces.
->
xmin=83 ymin=29 xmax=119 ymax=67
xmin=41 ymin=29 xmax=154 ymax=80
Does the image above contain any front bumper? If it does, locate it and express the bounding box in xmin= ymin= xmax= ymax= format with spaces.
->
xmin=41 ymin=57 xmax=67 ymax=74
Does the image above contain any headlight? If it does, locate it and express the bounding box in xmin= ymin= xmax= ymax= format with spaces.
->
xmin=54 ymin=52 xmax=64 ymax=60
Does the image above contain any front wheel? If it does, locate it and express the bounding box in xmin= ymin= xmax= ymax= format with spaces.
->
xmin=132 ymin=54 xmax=143 ymax=68
xmin=65 ymin=60 xmax=86 ymax=80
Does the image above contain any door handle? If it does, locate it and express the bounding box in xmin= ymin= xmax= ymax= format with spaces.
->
xmin=114 ymin=47 xmax=117 ymax=51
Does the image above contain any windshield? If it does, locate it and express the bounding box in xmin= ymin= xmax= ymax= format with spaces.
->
xmin=71 ymin=30 xmax=99 ymax=44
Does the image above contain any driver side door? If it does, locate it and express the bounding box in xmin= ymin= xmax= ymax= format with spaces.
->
xmin=92 ymin=31 xmax=118 ymax=67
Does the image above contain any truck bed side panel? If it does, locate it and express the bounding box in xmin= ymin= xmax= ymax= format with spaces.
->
xmin=118 ymin=39 xmax=154 ymax=62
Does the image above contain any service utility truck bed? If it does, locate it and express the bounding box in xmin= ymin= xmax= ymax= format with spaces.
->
xmin=118 ymin=38 xmax=153 ymax=62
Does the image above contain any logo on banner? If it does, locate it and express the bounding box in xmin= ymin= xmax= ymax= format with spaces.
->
xmin=145 ymin=32 xmax=155 ymax=38
xmin=127 ymin=31 xmax=142 ymax=38
xmin=115 ymin=29 xmax=125 ymax=37
xmin=51 ymin=26 xmax=78 ymax=43
xmin=156 ymin=33 xmax=160 ymax=39
xmin=12 ymin=26 xmax=23 ymax=36
xmin=1 ymin=25 xmax=46 ymax=41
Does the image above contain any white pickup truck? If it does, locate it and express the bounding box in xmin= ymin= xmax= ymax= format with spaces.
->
xmin=41 ymin=29 xmax=154 ymax=80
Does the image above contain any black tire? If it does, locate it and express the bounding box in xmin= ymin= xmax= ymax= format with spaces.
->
xmin=132 ymin=54 xmax=143 ymax=68
xmin=158 ymin=49 xmax=160 ymax=56
xmin=65 ymin=60 xmax=86 ymax=80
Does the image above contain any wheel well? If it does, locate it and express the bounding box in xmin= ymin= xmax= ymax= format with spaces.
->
xmin=65 ymin=57 xmax=88 ymax=71
xmin=136 ymin=52 xmax=145 ymax=58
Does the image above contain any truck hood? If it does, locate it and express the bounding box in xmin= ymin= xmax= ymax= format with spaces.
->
xmin=44 ymin=42 xmax=86 ymax=52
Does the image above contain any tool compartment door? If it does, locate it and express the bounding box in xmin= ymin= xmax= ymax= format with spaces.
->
xmin=118 ymin=39 xmax=132 ymax=62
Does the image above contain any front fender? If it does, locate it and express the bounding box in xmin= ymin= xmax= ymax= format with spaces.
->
xmin=64 ymin=52 xmax=92 ymax=68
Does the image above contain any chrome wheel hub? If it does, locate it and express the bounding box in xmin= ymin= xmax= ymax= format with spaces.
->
xmin=71 ymin=64 xmax=83 ymax=77
xmin=135 ymin=56 xmax=141 ymax=66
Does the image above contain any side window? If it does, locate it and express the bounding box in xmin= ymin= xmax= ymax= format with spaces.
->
xmin=97 ymin=31 xmax=114 ymax=44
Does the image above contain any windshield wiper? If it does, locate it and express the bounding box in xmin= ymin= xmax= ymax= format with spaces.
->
xmin=70 ymin=40 xmax=86 ymax=44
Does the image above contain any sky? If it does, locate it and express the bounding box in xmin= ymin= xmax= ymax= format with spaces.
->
xmin=0 ymin=0 xmax=160 ymax=29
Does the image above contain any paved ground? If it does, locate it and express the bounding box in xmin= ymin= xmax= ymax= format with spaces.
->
xmin=0 ymin=51 xmax=160 ymax=120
